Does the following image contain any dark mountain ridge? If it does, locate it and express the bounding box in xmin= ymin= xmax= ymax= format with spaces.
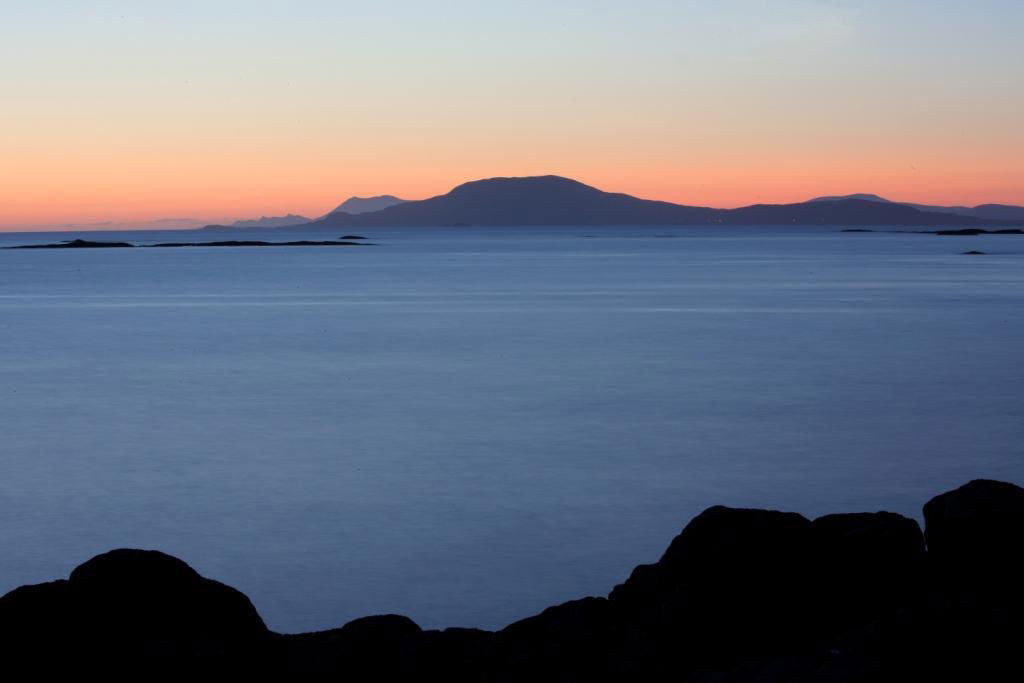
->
xmin=297 ymin=176 xmax=1021 ymax=228
xmin=810 ymin=193 xmax=1024 ymax=222
xmin=328 ymin=195 xmax=408 ymax=215
xmin=313 ymin=175 xmax=719 ymax=227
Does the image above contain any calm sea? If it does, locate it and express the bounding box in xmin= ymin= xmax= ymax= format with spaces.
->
xmin=1 ymin=225 xmax=1021 ymax=632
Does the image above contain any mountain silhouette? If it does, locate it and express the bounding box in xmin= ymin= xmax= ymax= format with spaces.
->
xmin=810 ymin=193 xmax=893 ymax=204
xmin=230 ymin=214 xmax=312 ymax=228
xmin=299 ymin=176 xmax=1018 ymax=228
xmin=312 ymin=176 xmax=718 ymax=227
xmin=810 ymin=193 xmax=1024 ymax=222
xmin=328 ymin=195 xmax=408 ymax=215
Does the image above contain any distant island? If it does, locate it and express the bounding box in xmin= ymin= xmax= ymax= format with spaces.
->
xmin=809 ymin=193 xmax=1024 ymax=222
xmin=201 ymin=196 xmax=409 ymax=231
xmin=229 ymin=214 xmax=314 ymax=228
xmin=202 ymin=176 xmax=1023 ymax=230
xmin=3 ymin=238 xmax=371 ymax=250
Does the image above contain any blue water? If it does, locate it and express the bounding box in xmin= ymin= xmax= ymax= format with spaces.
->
xmin=1 ymin=225 xmax=1022 ymax=632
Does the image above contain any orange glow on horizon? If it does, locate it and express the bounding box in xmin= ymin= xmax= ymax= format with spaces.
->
xmin=3 ymin=162 xmax=1021 ymax=230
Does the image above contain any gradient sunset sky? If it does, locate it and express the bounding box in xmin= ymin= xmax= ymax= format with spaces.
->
xmin=3 ymin=1 xmax=1022 ymax=229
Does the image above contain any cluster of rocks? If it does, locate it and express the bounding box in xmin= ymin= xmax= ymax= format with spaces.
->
xmin=2 ymin=479 xmax=1021 ymax=679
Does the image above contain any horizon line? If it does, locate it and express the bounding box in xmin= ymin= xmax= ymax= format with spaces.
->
xmin=2 ymin=174 xmax=1022 ymax=233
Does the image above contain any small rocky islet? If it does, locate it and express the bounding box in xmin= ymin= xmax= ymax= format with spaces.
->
xmin=840 ymin=227 xmax=1024 ymax=235
xmin=1 ymin=478 xmax=1021 ymax=679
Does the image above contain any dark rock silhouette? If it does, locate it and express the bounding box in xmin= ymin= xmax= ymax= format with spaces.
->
xmin=68 ymin=549 xmax=267 ymax=638
xmin=2 ymin=479 xmax=1022 ymax=678
xmin=283 ymin=614 xmax=423 ymax=675
xmin=297 ymin=176 xmax=1021 ymax=229
xmin=811 ymin=511 xmax=926 ymax=631
xmin=0 ymin=549 xmax=269 ymax=672
xmin=963 ymin=250 xmax=986 ymax=255
xmin=492 ymin=597 xmax=621 ymax=680
xmin=923 ymin=479 xmax=1024 ymax=573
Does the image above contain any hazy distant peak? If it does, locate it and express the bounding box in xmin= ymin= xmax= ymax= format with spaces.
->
xmin=329 ymin=195 xmax=408 ymax=215
xmin=808 ymin=194 xmax=1024 ymax=221
xmin=230 ymin=214 xmax=312 ymax=228
xmin=809 ymin=193 xmax=892 ymax=203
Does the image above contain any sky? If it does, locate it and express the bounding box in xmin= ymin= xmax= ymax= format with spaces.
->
xmin=1 ymin=0 xmax=1022 ymax=228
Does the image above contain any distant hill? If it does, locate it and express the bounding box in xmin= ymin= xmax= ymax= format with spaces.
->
xmin=230 ymin=214 xmax=312 ymax=228
xmin=312 ymin=176 xmax=720 ymax=227
xmin=810 ymin=193 xmax=1024 ymax=222
xmin=724 ymin=199 xmax=989 ymax=226
xmin=302 ymin=176 xmax=1018 ymax=228
xmin=200 ymin=197 xmax=408 ymax=230
xmin=809 ymin=193 xmax=892 ymax=204
xmin=328 ymin=195 xmax=408 ymax=215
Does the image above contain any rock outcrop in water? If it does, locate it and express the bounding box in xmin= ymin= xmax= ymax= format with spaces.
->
xmin=3 ymin=239 xmax=372 ymax=250
xmin=4 ymin=238 xmax=135 ymax=249
xmin=931 ymin=228 xmax=1024 ymax=236
xmin=2 ymin=479 xmax=1021 ymax=678
xmin=146 ymin=240 xmax=371 ymax=247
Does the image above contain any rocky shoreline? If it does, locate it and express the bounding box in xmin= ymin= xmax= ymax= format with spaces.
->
xmin=2 ymin=479 xmax=1021 ymax=679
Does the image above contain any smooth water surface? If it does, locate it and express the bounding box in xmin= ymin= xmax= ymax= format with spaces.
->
xmin=1 ymin=226 xmax=1022 ymax=632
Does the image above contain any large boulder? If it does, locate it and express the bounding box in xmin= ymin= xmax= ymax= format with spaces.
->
xmin=611 ymin=506 xmax=814 ymax=600
xmin=68 ymin=549 xmax=267 ymax=639
xmin=493 ymin=597 xmax=621 ymax=680
xmin=608 ymin=506 xmax=817 ymax=670
xmin=0 ymin=549 xmax=269 ymax=671
xmin=810 ymin=512 xmax=926 ymax=629
xmin=282 ymin=614 xmax=423 ymax=675
xmin=410 ymin=627 xmax=496 ymax=682
xmin=923 ymin=479 xmax=1024 ymax=575
xmin=611 ymin=506 xmax=814 ymax=605
xmin=812 ymin=512 xmax=925 ymax=565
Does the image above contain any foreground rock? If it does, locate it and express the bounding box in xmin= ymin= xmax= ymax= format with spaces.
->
xmin=1 ymin=479 xmax=1021 ymax=679
xmin=924 ymin=479 xmax=1024 ymax=577
xmin=0 ymin=549 xmax=270 ymax=672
